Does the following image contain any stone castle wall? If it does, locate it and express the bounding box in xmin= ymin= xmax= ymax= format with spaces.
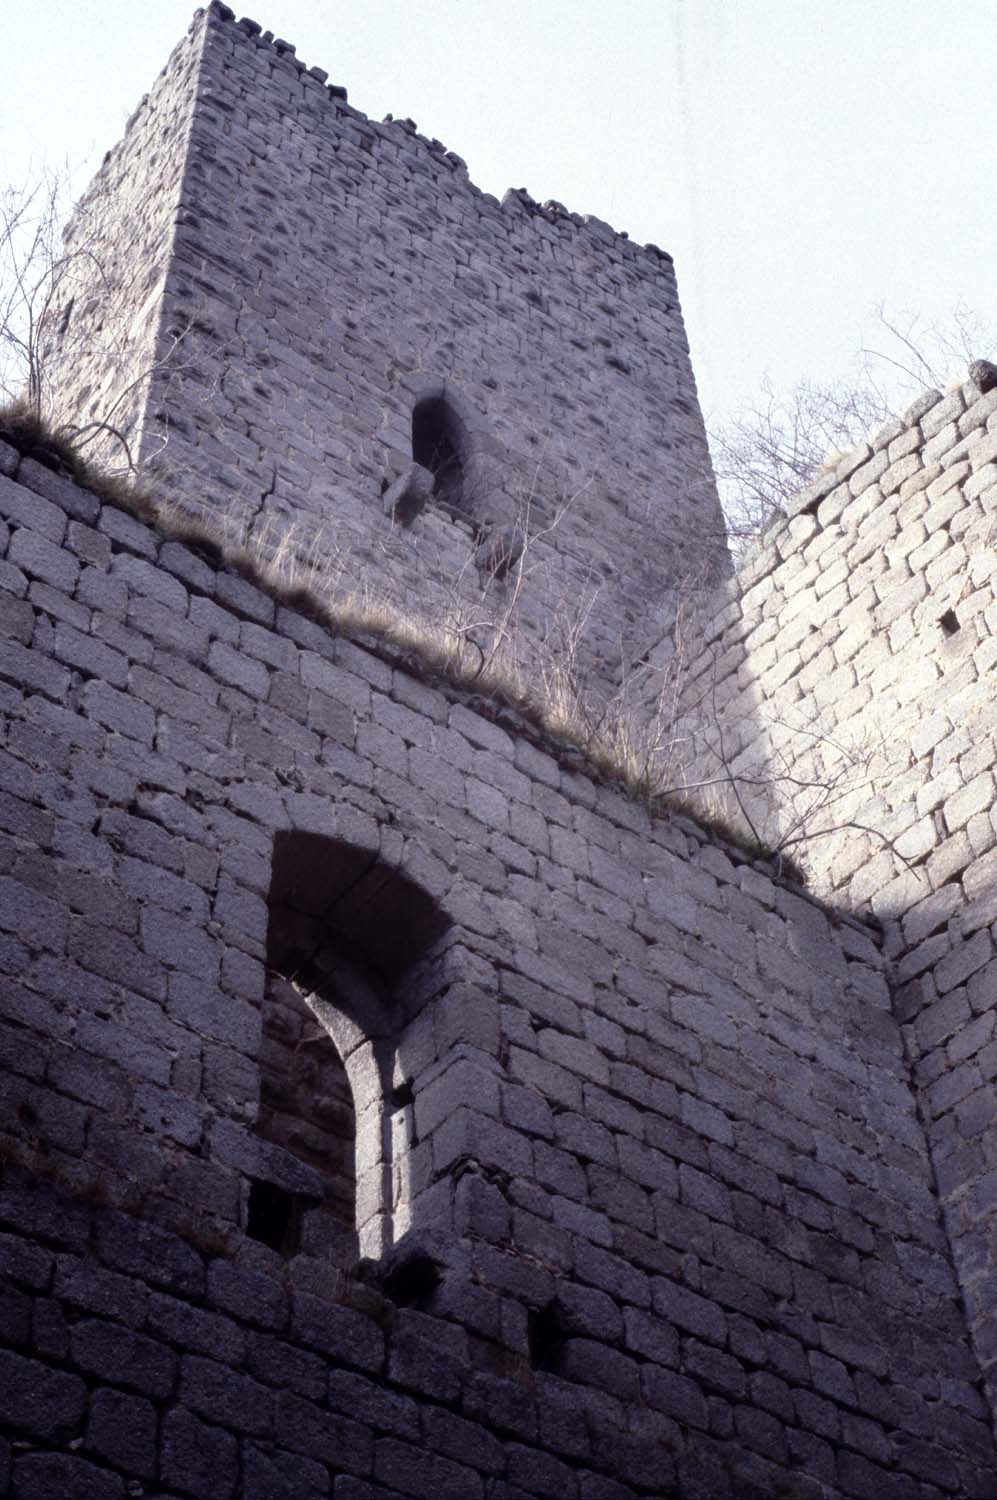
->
xmin=40 ymin=3 xmax=727 ymax=699
xmin=643 ymin=374 xmax=997 ymax=1424
xmin=9 ymin=3 xmax=997 ymax=1494
xmin=0 ymin=436 xmax=992 ymax=1496
xmin=35 ymin=19 xmax=206 ymax=472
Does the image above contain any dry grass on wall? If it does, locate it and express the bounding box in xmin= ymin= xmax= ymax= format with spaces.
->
xmin=0 ymin=406 xmax=814 ymax=877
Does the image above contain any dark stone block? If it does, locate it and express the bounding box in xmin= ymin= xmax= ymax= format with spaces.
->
xmin=146 ymin=1292 xmax=247 ymax=1364
xmin=54 ymin=1254 xmax=148 ymax=1325
xmin=291 ymin=1292 xmax=383 ymax=1372
xmin=275 ymin=1391 xmax=374 ymax=1473
xmin=96 ymin=1211 xmax=204 ymax=1297
xmin=161 ymin=1407 xmax=239 ymax=1500
xmin=386 ymin=1321 xmax=463 ymax=1404
xmin=641 ymin=1364 xmax=708 ymax=1431
xmin=0 ymin=1282 xmax=32 ymax=1347
xmin=12 ymin=1451 xmax=124 ymax=1500
xmin=207 ymin=1259 xmax=289 ymax=1332
xmin=70 ymin=1320 xmax=176 ymax=1399
xmin=327 ymin=1368 xmax=420 ymax=1441
xmin=244 ymin=1443 xmax=332 ymax=1499
xmin=332 ymin=1478 xmax=406 ymax=1500
xmin=0 ymin=1348 xmax=86 ymax=1438
xmin=505 ymin=1442 xmax=579 ymax=1500
xmin=246 ymin=1332 xmax=326 ymax=1400
xmin=0 ymin=1232 xmax=55 ymax=1294
xmin=87 ymin=1387 xmax=158 ymax=1476
xmin=374 ymin=1437 xmax=484 ymax=1500
xmin=180 ymin=1353 xmax=273 ymax=1436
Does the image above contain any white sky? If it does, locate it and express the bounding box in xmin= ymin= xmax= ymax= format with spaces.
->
xmin=4 ymin=0 xmax=997 ymax=438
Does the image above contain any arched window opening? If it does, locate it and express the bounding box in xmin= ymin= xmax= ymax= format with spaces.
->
xmin=257 ymin=832 xmax=452 ymax=1264
xmin=253 ymin=969 xmax=357 ymax=1263
xmin=412 ymin=396 xmax=466 ymax=514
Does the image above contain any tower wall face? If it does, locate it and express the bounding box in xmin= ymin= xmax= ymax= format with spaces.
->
xmin=37 ymin=25 xmax=205 ymax=470
xmin=645 ymin=377 xmax=997 ymax=1423
xmin=42 ymin=4 xmax=728 ymax=696
xmin=0 ymin=440 xmax=993 ymax=1498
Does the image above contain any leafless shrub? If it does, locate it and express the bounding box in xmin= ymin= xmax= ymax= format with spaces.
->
xmin=0 ymin=170 xmax=196 ymax=479
xmin=711 ymin=372 xmax=890 ymax=547
xmin=713 ymin=302 xmax=997 ymax=550
xmin=0 ymin=170 xmax=71 ymax=410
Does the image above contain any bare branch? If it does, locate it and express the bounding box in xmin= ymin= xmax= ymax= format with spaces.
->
xmin=713 ymin=301 xmax=997 ymax=552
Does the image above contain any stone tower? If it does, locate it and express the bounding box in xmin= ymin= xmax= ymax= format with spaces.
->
xmin=39 ymin=3 xmax=727 ymax=696
xmin=2 ymin=6 xmax=997 ymax=1499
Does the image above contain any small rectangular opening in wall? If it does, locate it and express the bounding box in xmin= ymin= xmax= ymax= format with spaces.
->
xmin=528 ymin=1300 xmax=568 ymax=1372
xmin=939 ymin=609 xmax=960 ymax=636
xmin=389 ymin=1080 xmax=414 ymax=1109
xmin=247 ymin=1178 xmax=308 ymax=1256
xmin=382 ymin=1251 xmax=441 ymax=1310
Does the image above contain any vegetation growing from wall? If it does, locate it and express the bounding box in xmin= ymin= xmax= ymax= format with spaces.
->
xmin=713 ymin=304 xmax=996 ymax=544
xmin=1 ymin=405 xmax=813 ymax=879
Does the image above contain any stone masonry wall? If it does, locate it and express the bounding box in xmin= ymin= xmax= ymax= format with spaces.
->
xmin=643 ymin=373 xmax=997 ymax=1427
xmin=0 ymin=434 xmax=994 ymax=1497
xmin=40 ymin=3 xmax=727 ymax=699
xmin=37 ymin=20 xmax=206 ymax=470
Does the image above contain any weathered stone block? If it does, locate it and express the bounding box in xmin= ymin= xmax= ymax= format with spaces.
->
xmin=383 ymin=463 xmax=435 ymax=524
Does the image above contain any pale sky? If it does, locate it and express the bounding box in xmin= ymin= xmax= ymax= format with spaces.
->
xmin=4 ymin=0 xmax=997 ymax=439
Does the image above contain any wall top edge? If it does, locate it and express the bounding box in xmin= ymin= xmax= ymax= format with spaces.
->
xmin=184 ymin=1 xmax=675 ymax=272
xmin=0 ymin=420 xmax=882 ymax=943
xmin=738 ymin=369 xmax=996 ymax=578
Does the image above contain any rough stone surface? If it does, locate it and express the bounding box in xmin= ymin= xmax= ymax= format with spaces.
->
xmin=39 ymin=3 xmax=728 ymax=701
xmin=0 ymin=439 xmax=993 ymax=1496
xmin=2 ymin=4 xmax=997 ymax=1496
xmin=645 ymin=369 xmax=997 ymax=1444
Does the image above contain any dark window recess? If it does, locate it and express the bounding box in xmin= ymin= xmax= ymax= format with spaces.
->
xmin=390 ymin=1077 xmax=417 ymax=1146
xmin=939 ymin=609 xmax=960 ymax=636
xmin=247 ymin=1179 xmax=314 ymax=1256
xmin=382 ymin=1252 xmax=442 ymax=1310
xmin=412 ymin=398 xmax=465 ymax=512
xmin=528 ymin=1300 xmax=569 ymax=1372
